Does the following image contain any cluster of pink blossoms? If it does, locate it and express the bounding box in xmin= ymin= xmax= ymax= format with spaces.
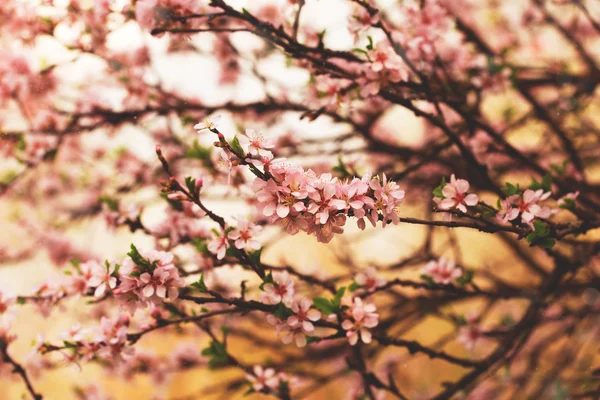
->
xmin=260 ymin=272 xmax=322 ymax=348
xmin=83 ymin=247 xmax=185 ymax=313
xmin=196 ymin=119 xmax=405 ymax=243
xmin=498 ymin=189 xmax=555 ymax=225
xmin=341 ymin=297 xmax=379 ymax=346
xmin=58 ymin=314 xmax=134 ymax=366
xmin=360 ymin=41 xmax=409 ymax=97
xmin=246 ymin=365 xmax=292 ymax=394
xmin=253 ymin=168 xmax=405 ymax=243
xmin=207 ymin=216 xmax=262 ymax=260
xmin=422 ymin=257 xmax=463 ymax=285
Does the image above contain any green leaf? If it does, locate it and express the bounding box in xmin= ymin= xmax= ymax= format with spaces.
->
xmin=502 ymin=182 xmax=519 ymax=197
xmin=332 ymin=286 xmax=346 ymax=308
xmin=98 ymin=195 xmax=119 ymax=211
xmin=529 ymin=173 xmax=552 ymax=192
xmin=432 ymin=177 xmax=446 ymax=198
xmin=221 ymin=326 xmax=230 ymax=338
xmin=16 ymin=296 xmax=26 ymax=305
xmin=192 ymin=238 xmax=209 ymax=254
xmin=162 ymin=193 xmax=184 ymax=211
xmin=332 ymin=157 xmax=351 ymax=178
xmin=127 ymin=244 xmax=155 ymax=271
xmin=526 ymin=221 xmax=555 ymax=249
xmin=259 ymin=272 xmax=273 ymax=291
xmin=202 ymin=340 xmax=228 ymax=369
xmin=191 ymin=274 xmax=208 ymax=293
xmin=184 ymin=176 xmax=196 ymax=194
xmin=230 ymin=135 xmax=246 ymax=157
xmin=273 ymin=303 xmax=293 ymax=319
xmin=348 ymin=281 xmax=361 ymax=292
xmin=352 ymin=48 xmax=369 ymax=56
xmin=559 ymin=198 xmax=576 ymax=212
xmin=366 ymin=35 xmax=374 ymax=50
xmin=306 ymin=336 xmax=322 ymax=344
xmin=550 ymin=160 xmax=568 ymax=176
xmin=456 ymin=269 xmax=474 ymax=286
xmin=419 ymin=274 xmax=436 ymax=288
xmin=313 ymin=297 xmax=336 ymax=315
xmin=185 ymin=140 xmax=213 ymax=167
xmin=248 ymin=247 xmax=263 ymax=266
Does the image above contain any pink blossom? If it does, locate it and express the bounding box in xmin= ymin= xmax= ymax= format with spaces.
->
xmin=0 ymin=289 xmax=15 ymax=316
xmin=262 ymin=271 xmax=295 ymax=306
xmin=438 ymin=174 xmax=479 ymax=213
xmin=354 ymin=267 xmax=386 ymax=292
xmin=558 ymin=191 xmax=579 ymax=208
xmin=207 ymin=231 xmax=230 ymax=260
xmin=193 ymin=115 xmax=221 ymax=133
xmin=114 ymin=248 xmax=185 ymax=309
xmin=457 ymin=314 xmax=483 ymax=351
xmin=0 ymin=319 xmax=16 ymax=345
xmin=341 ymin=297 xmax=379 ymax=346
xmin=498 ymin=189 xmax=553 ymax=224
xmin=227 ymin=217 xmax=262 ymax=250
xmin=239 ymin=128 xmax=275 ymax=157
xmin=422 ymin=258 xmax=462 ymax=285
xmin=287 ymin=298 xmax=321 ymax=333
xmin=247 ymin=365 xmax=280 ymax=392
xmin=87 ymin=260 xmax=117 ymax=297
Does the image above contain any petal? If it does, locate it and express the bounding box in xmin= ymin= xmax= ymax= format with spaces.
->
xmin=455 ymin=179 xmax=469 ymax=193
xmin=360 ymin=329 xmax=372 ymax=344
xmin=464 ymin=194 xmax=479 ymax=206
xmin=277 ymin=204 xmax=290 ymax=218
xmin=442 ymin=185 xmax=456 ymax=198
xmin=142 ymin=285 xmax=155 ymax=298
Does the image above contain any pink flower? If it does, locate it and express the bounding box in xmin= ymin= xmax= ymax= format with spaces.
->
xmin=341 ymin=297 xmax=379 ymax=346
xmin=0 ymin=289 xmax=15 ymax=316
xmin=438 ymin=174 xmax=479 ymax=213
xmin=227 ymin=217 xmax=262 ymax=250
xmin=457 ymin=314 xmax=483 ymax=351
xmin=369 ymin=173 xmax=405 ymax=203
xmin=558 ymin=191 xmax=579 ymax=207
xmin=0 ymin=319 xmax=16 ymax=345
xmin=498 ymin=189 xmax=553 ymax=224
xmin=114 ymin=248 xmax=185 ymax=309
xmin=262 ymin=271 xmax=295 ymax=306
xmin=287 ymin=298 xmax=321 ymax=333
xmin=207 ymin=231 xmax=230 ymax=260
xmin=354 ymin=267 xmax=386 ymax=292
xmin=422 ymin=258 xmax=462 ymax=285
xmin=193 ymin=114 xmax=221 ymax=133
xmin=247 ymin=365 xmax=280 ymax=392
xmin=239 ymin=128 xmax=275 ymax=157
xmin=87 ymin=261 xmax=117 ymax=297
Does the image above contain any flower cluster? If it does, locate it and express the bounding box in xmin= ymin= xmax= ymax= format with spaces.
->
xmin=56 ymin=314 xmax=134 ymax=366
xmin=277 ymin=297 xmax=322 ymax=348
xmin=253 ymin=168 xmax=405 ymax=243
xmin=498 ymin=189 xmax=554 ymax=225
xmin=422 ymin=257 xmax=462 ymax=285
xmin=114 ymin=247 xmax=185 ymax=311
xmin=341 ymin=297 xmax=379 ymax=346
xmin=261 ymin=271 xmax=295 ymax=307
xmin=83 ymin=246 xmax=185 ymax=313
xmin=246 ymin=365 xmax=292 ymax=394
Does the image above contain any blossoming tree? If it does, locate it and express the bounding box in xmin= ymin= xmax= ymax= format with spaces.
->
xmin=1 ymin=0 xmax=600 ymax=399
